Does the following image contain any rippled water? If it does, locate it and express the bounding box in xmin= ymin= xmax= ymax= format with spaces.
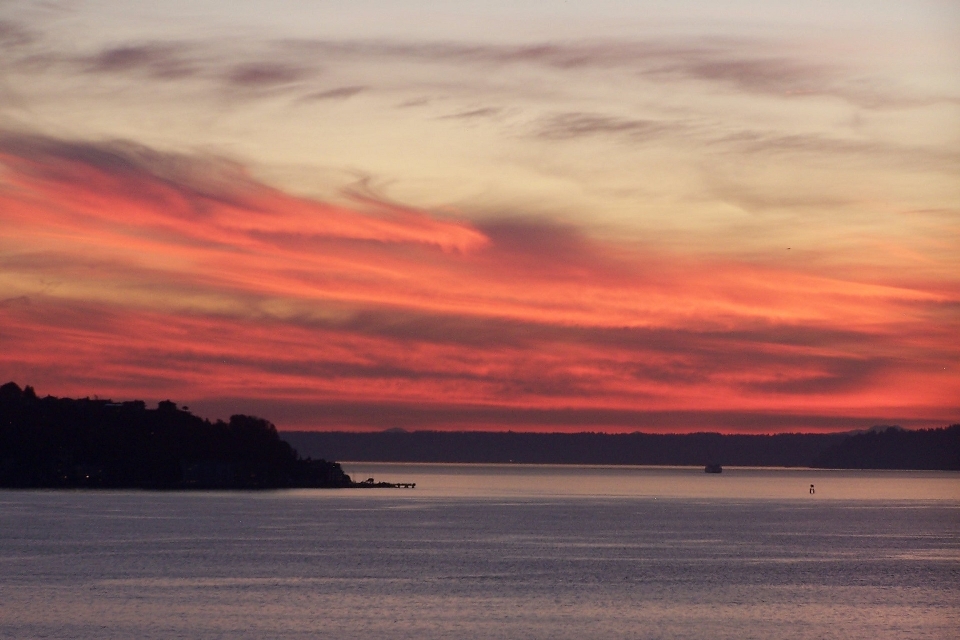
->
xmin=1 ymin=465 xmax=958 ymax=639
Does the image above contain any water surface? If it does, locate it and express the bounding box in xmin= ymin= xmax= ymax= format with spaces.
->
xmin=1 ymin=465 xmax=957 ymax=639
xmin=341 ymin=463 xmax=960 ymax=500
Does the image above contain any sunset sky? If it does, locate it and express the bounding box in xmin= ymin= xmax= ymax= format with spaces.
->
xmin=1 ymin=1 xmax=958 ymax=432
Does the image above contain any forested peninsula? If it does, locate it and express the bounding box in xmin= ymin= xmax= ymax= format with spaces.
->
xmin=0 ymin=382 xmax=353 ymax=489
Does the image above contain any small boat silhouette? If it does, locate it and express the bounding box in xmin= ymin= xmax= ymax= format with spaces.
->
xmin=704 ymin=464 xmax=723 ymax=474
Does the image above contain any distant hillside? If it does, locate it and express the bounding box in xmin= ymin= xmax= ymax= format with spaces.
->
xmin=812 ymin=425 xmax=960 ymax=470
xmin=0 ymin=382 xmax=352 ymax=489
xmin=282 ymin=430 xmax=845 ymax=467
xmin=283 ymin=426 xmax=960 ymax=470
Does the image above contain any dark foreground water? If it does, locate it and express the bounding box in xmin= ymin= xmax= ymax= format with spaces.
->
xmin=1 ymin=465 xmax=958 ymax=639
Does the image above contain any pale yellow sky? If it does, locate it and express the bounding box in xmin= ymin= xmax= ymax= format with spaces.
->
xmin=4 ymin=4 xmax=958 ymax=235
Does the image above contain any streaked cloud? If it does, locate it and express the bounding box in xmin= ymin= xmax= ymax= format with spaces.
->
xmin=301 ymin=85 xmax=367 ymax=101
xmin=224 ymin=62 xmax=308 ymax=89
xmin=438 ymin=107 xmax=502 ymax=120
xmin=83 ymin=44 xmax=196 ymax=78
xmin=0 ymin=19 xmax=35 ymax=47
xmin=7 ymin=25 xmax=955 ymax=109
xmin=535 ymin=112 xmax=668 ymax=141
xmin=1 ymin=132 xmax=956 ymax=431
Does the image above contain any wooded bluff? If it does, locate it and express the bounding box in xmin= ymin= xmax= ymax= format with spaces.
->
xmin=0 ymin=382 xmax=352 ymax=489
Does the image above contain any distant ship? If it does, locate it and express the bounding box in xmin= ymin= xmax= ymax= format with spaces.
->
xmin=704 ymin=464 xmax=723 ymax=474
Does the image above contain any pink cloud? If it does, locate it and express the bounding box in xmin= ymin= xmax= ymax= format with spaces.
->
xmin=1 ymin=133 xmax=957 ymax=432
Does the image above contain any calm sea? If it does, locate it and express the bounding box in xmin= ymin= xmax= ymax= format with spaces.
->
xmin=1 ymin=465 xmax=957 ymax=639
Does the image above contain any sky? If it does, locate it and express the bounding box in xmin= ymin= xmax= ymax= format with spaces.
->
xmin=1 ymin=1 xmax=958 ymax=432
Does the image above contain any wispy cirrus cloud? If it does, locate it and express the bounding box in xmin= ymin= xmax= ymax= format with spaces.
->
xmin=6 ymin=21 xmax=952 ymax=110
xmin=224 ymin=62 xmax=309 ymax=89
xmin=535 ymin=112 xmax=669 ymax=141
xmin=0 ymin=19 xmax=35 ymax=47
xmin=301 ymin=85 xmax=367 ymax=101
xmin=84 ymin=43 xmax=197 ymax=78
xmin=275 ymin=37 xmax=957 ymax=108
xmin=438 ymin=107 xmax=502 ymax=120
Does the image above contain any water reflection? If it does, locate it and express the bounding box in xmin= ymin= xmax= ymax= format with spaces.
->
xmin=338 ymin=463 xmax=960 ymax=501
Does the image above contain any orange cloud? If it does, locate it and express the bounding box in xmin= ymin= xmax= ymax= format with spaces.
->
xmin=1 ymin=134 xmax=957 ymax=432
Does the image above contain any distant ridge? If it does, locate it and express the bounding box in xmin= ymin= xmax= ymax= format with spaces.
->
xmin=812 ymin=425 xmax=960 ymax=470
xmin=843 ymin=424 xmax=906 ymax=436
xmin=282 ymin=426 xmax=960 ymax=470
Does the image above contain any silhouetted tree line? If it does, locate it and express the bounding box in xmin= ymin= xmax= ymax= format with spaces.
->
xmin=283 ymin=424 xmax=960 ymax=470
xmin=811 ymin=425 xmax=960 ymax=470
xmin=0 ymin=382 xmax=352 ymax=488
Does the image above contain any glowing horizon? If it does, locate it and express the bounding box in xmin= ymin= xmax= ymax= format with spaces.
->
xmin=1 ymin=2 xmax=958 ymax=432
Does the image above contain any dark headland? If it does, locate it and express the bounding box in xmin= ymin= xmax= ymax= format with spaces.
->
xmin=0 ymin=382 xmax=406 ymax=489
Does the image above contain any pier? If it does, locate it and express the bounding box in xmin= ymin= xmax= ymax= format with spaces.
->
xmin=355 ymin=478 xmax=416 ymax=488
